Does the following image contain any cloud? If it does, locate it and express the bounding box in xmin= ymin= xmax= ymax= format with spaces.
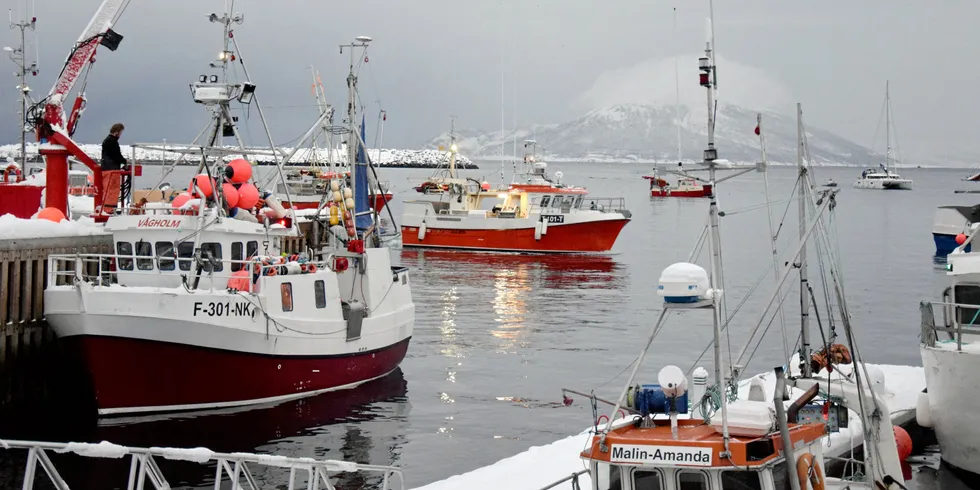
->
xmin=572 ymin=55 xmax=794 ymax=114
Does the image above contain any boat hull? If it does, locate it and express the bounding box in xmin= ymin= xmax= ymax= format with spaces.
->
xmin=67 ymin=334 xmax=410 ymax=415
xmin=852 ymin=178 xmax=913 ymax=190
xmin=650 ymin=187 xmax=709 ymax=198
xmin=934 ymin=233 xmax=971 ymax=257
xmin=401 ymin=218 xmax=629 ymax=253
xmin=920 ymin=343 xmax=980 ymax=477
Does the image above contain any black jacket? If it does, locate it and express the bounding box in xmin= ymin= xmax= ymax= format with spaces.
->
xmin=100 ymin=134 xmax=126 ymax=171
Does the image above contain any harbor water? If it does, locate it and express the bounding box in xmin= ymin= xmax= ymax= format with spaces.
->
xmin=0 ymin=163 xmax=974 ymax=489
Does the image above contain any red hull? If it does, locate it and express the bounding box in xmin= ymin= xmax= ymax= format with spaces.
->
xmin=284 ymin=194 xmax=393 ymax=211
xmin=70 ymin=335 xmax=411 ymax=414
xmin=650 ymin=188 xmax=709 ymax=198
xmin=401 ymin=219 xmax=629 ymax=253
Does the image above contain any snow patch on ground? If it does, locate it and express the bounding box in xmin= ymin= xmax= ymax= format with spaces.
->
xmin=0 ymin=214 xmax=105 ymax=240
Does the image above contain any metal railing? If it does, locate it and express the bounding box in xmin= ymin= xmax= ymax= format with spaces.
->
xmin=1 ymin=439 xmax=405 ymax=490
xmin=538 ymin=469 xmax=589 ymax=490
xmin=582 ymin=197 xmax=628 ymax=213
xmin=47 ymin=253 xmax=337 ymax=293
xmin=919 ymin=300 xmax=980 ymax=351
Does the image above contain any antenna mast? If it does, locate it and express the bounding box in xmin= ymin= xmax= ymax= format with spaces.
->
xmin=6 ymin=2 xmax=37 ymax=166
xmin=885 ymin=80 xmax=891 ymax=174
xmin=673 ymin=7 xmax=681 ymax=165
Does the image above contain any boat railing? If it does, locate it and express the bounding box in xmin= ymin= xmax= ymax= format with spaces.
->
xmin=537 ymin=469 xmax=589 ymax=490
xmin=583 ymin=197 xmax=628 ymax=213
xmin=919 ymin=300 xmax=980 ymax=350
xmin=1 ymin=439 xmax=405 ymax=490
xmin=47 ymin=253 xmax=339 ymax=294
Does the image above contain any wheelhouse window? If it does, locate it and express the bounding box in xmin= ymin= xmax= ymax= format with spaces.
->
xmin=677 ymin=471 xmax=709 ymax=490
xmin=539 ymin=196 xmax=551 ymax=208
xmin=551 ymin=196 xmax=562 ymax=208
xmin=574 ymin=195 xmax=584 ymax=209
xmin=246 ymin=240 xmax=259 ymax=259
xmin=156 ymin=242 xmax=175 ymax=271
xmin=200 ymin=242 xmax=223 ymax=272
xmin=116 ymin=241 xmax=133 ymax=271
xmin=177 ymin=242 xmax=194 ymax=271
xmin=135 ymin=241 xmax=154 ymax=271
xmin=633 ymin=469 xmax=663 ymax=490
xmin=721 ymin=471 xmax=762 ymax=490
xmin=231 ymin=242 xmax=243 ymax=272
xmin=314 ymin=280 xmax=327 ymax=309
xmin=281 ymin=283 xmax=293 ymax=312
xmin=954 ymin=285 xmax=980 ymax=325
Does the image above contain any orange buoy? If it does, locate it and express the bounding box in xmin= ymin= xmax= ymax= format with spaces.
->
xmin=238 ymin=183 xmax=260 ymax=209
xmin=225 ymin=158 xmax=253 ymax=183
xmin=221 ymin=183 xmax=240 ymax=208
xmin=956 ymin=233 xmax=968 ymax=245
xmin=893 ymin=425 xmax=912 ymax=461
xmin=796 ymin=453 xmax=825 ymax=490
xmin=37 ymin=207 xmax=66 ymax=223
xmin=191 ymin=174 xmax=216 ymax=198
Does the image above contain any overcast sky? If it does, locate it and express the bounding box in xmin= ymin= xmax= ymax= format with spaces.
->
xmin=1 ymin=0 xmax=975 ymax=164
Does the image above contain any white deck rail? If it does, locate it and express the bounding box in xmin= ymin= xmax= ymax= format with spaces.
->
xmin=2 ymin=439 xmax=405 ymax=490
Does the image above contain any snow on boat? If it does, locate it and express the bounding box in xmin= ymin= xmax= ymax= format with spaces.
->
xmin=401 ymin=141 xmax=631 ymax=253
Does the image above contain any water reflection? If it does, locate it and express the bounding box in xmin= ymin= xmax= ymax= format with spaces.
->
xmin=0 ymin=369 xmax=409 ymax=490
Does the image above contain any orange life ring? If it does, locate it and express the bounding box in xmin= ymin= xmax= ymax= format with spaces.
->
xmin=796 ymin=453 xmax=825 ymax=490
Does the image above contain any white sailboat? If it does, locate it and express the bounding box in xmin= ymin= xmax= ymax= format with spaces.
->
xmin=854 ymin=81 xmax=913 ymax=190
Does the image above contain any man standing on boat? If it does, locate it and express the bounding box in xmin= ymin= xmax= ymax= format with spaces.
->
xmin=99 ymin=123 xmax=127 ymax=215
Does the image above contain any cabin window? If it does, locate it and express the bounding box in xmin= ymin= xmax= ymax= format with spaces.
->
xmin=551 ymin=197 xmax=562 ymax=209
xmin=954 ymin=285 xmax=980 ymax=325
xmin=562 ymin=196 xmax=575 ymax=209
xmin=602 ymin=464 xmax=622 ymax=490
xmin=156 ymin=242 xmax=175 ymax=271
xmin=574 ymin=195 xmax=584 ymax=209
xmin=200 ymin=242 xmax=223 ymax=272
xmin=116 ymin=241 xmax=133 ymax=271
xmin=281 ymin=282 xmax=293 ymax=312
xmin=177 ymin=242 xmax=195 ymax=271
xmin=314 ymin=280 xmax=327 ymax=308
xmin=677 ymin=471 xmax=709 ymax=490
xmin=135 ymin=241 xmax=154 ymax=271
xmin=721 ymin=471 xmax=762 ymax=490
xmin=246 ymin=240 xmax=259 ymax=259
xmin=539 ymin=196 xmax=551 ymax=208
xmin=231 ymin=242 xmax=243 ymax=272
xmin=770 ymin=463 xmax=789 ymax=489
xmin=632 ymin=469 xmax=663 ymax=490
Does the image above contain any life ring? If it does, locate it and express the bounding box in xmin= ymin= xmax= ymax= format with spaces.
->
xmin=3 ymin=164 xmax=22 ymax=183
xmin=796 ymin=453 xmax=825 ymax=490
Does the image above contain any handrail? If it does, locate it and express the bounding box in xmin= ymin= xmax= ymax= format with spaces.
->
xmin=1 ymin=439 xmax=405 ymax=490
xmin=538 ymin=469 xmax=589 ymax=490
xmin=920 ymin=300 xmax=980 ymax=351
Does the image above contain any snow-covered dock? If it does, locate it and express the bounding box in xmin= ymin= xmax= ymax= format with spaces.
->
xmin=414 ymin=363 xmax=925 ymax=490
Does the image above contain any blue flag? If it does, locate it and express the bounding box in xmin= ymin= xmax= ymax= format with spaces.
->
xmin=354 ymin=115 xmax=371 ymax=229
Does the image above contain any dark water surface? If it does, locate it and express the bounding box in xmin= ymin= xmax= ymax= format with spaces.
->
xmin=1 ymin=163 xmax=976 ymax=488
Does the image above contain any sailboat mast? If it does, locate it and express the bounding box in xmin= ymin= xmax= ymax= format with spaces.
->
xmin=673 ymin=7 xmax=682 ymax=164
xmin=449 ymin=115 xmax=458 ymax=179
xmin=797 ymin=102 xmax=812 ymax=378
xmin=885 ymin=80 xmax=891 ymax=174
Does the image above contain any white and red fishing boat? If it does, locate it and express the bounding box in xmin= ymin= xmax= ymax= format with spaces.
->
xmin=401 ymin=140 xmax=631 ymax=253
xmin=643 ymin=166 xmax=711 ymax=198
xmin=39 ymin=4 xmax=413 ymax=415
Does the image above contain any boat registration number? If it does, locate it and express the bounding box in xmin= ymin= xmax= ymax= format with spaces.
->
xmin=193 ymin=301 xmax=256 ymax=318
xmin=542 ymin=215 xmax=564 ymax=224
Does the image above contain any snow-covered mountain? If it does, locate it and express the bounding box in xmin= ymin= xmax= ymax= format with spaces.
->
xmin=424 ymin=102 xmax=878 ymax=165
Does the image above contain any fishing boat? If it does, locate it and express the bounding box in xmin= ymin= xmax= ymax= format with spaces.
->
xmin=644 ymin=166 xmax=711 ymax=198
xmin=557 ymin=23 xmax=909 ymax=490
xmin=932 ymin=205 xmax=979 ymax=257
xmin=824 ymin=178 xmax=838 ymax=187
xmin=918 ymin=232 xmax=980 ymax=481
xmin=40 ymin=4 xmax=413 ymax=415
xmin=401 ymin=140 xmax=631 ymax=253
xmin=853 ymin=82 xmax=912 ymax=190
xmin=413 ymin=117 xmax=468 ymax=195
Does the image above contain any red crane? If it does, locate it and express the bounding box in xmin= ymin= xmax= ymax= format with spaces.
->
xmin=30 ymin=0 xmax=130 ymax=218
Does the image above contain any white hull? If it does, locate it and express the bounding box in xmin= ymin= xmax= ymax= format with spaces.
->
xmin=920 ymin=343 xmax=980 ymax=476
xmin=852 ymin=177 xmax=913 ymax=190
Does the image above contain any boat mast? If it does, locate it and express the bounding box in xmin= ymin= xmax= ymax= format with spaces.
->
xmin=884 ymin=80 xmax=891 ymax=174
xmin=797 ymin=102 xmax=812 ymax=378
xmin=673 ymin=7 xmax=682 ymax=165
xmin=699 ymin=7 xmax=731 ymax=454
xmin=7 ymin=3 xmax=37 ymax=167
xmin=448 ymin=115 xmax=458 ymax=179
xmin=340 ymin=36 xmax=371 ymax=240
